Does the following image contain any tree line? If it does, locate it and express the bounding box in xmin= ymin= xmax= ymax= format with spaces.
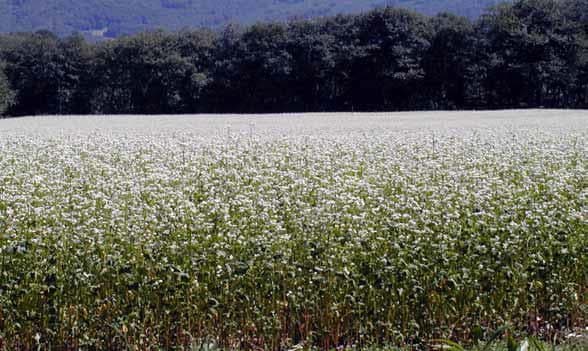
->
xmin=0 ymin=0 xmax=587 ymax=117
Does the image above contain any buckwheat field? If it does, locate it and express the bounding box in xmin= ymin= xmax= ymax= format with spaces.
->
xmin=0 ymin=110 xmax=586 ymax=350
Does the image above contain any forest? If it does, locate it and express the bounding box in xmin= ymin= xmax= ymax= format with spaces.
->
xmin=0 ymin=0 xmax=587 ymax=117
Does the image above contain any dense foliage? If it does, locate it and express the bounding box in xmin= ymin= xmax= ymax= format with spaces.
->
xmin=0 ymin=0 xmax=504 ymax=38
xmin=0 ymin=0 xmax=586 ymax=116
xmin=0 ymin=111 xmax=586 ymax=350
xmin=0 ymin=61 xmax=14 ymax=116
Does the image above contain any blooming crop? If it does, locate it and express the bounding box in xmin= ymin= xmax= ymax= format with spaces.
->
xmin=0 ymin=110 xmax=586 ymax=350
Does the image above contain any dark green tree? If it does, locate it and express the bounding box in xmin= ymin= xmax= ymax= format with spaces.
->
xmin=91 ymin=31 xmax=179 ymax=114
xmin=476 ymin=0 xmax=579 ymax=108
xmin=476 ymin=3 xmax=529 ymax=107
xmin=0 ymin=61 xmax=15 ymax=116
xmin=174 ymin=30 xmax=216 ymax=113
xmin=0 ymin=31 xmax=61 ymax=116
xmin=54 ymin=34 xmax=94 ymax=114
xmin=424 ymin=13 xmax=475 ymax=109
xmin=349 ymin=8 xmax=432 ymax=110
xmin=562 ymin=0 xmax=588 ymax=107
xmin=231 ymin=23 xmax=293 ymax=113
xmin=206 ymin=24 xmax=244 ymax=113
xmin=286 ymin=20 xmax=336 ymax=112
xmin=319 ymin=14 xmax=359 ymax=110
xmin=90 ymin=30 xmax=215 ymax=114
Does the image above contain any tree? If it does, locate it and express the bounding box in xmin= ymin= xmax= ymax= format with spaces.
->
xmin=206 ymin=24 xmax=244 ymax=113
xmin=54 ymin=34 xmax=94 ymax=114
xmin=476 ymin=0 xmax=579 ymax=108
xmin=349 ymin=8 xmax=432 ymax=110
xmin=424 ymin=13 xmax=475 ymax=109
xmin=286 ymin=20 xmax=336 ymax=112
xmin=90 ymin=30 xmax=215 ymax=114
xmin=475 ymin=3 xmax=529 ymax=108
xmin=562 ymin=0 xmax=588 ymax=107
xmin=317 ymin=14 xmax=359 ymax=111
xmin=1 ymin=1 xmax=587 ymax=114
xmin=89 ymin=39 xmax=134 ymax=114
xmin=512 ymin=0 xmax=579 ymax=107
xmin=231 ymin=23 xmax=293 ymax=113
xmin=0 ymin=31 xmax=61 ymax=116
xmin=0 ymin=61 xmax=15 ymax=116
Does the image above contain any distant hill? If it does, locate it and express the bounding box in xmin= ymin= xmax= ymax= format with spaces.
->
xmin=0 ymin=0 xmax=506 ymax=38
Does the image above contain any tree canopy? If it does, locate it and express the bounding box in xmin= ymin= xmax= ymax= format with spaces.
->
xmin=0 ymin=0 xmax=586 ymax=117
xmin=0 ymin=61 xmax=14 ymax=116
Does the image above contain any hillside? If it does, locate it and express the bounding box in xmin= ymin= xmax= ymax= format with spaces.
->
xmin=0 ymin=0 xmax=505 ymax=38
